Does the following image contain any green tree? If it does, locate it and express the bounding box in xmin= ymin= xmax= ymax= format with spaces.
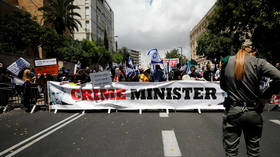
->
xmin=118 ymin=47 xmax=130 ymax=64
xmin=112 ymin=53 xmax=123 ymax=64
xmin=166 ymin=49 xmax=180 ymax=59
xmin=56 ymin=40 xmax=85 ymax=63
xmin=41 ymin=27 xmax=67 ymax=58
xmin=196 ymin=32 xmax=232 ymax=62
xmin=0 ymin=10 xmax=44 ymax=54
xmin=165 ymin=49 xmax=185 ymax=64
xmin=38 ymin=0 xmax=82 ymax=36
xmin=197 ymin=0 xmax=280 ymax=64
xmin=81 ymin=39 xmax=100 ymax=65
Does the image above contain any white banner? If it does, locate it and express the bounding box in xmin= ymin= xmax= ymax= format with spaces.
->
xmin=35 ymin=58 xmax=57 ymax=67
xmin=48 ymin=81 xmax=225 ymax=110
xmin=7 ymin=57 xmax=30 ymax=76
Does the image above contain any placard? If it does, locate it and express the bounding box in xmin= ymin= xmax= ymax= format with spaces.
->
xmin=7 ymin=57 xmax=30 ymax=76
xmin=90 ymin=71 xmax=112 ymax=87
xmin=34 ymin=58 xmax=58 ymax=75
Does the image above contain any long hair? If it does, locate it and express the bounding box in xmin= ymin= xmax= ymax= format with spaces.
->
xmin=234 ymin=49 xmax=246 ymax=80
xmin=22 ymin=69 xmax=31 ymax=82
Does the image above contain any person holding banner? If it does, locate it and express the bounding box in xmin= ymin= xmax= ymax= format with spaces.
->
xmin=220 ymin=40 xmax=280 ymax=157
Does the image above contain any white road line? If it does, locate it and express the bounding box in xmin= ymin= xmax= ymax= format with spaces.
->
xmin=162 ymin=130 xmax=182 ymax=157
xmin=270 ymin=120 xmax=280 ymax=126
xmin=0 ymin=113 xmax=80 ymax=156
xmin=6 ymin=112 xmax=85 ymax=157
xmin=159 ymin=113 xmax=169 ymax=117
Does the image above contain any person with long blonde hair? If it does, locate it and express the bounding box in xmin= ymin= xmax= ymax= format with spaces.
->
xmin=220 ymin=40 xmax=280 ymax=157
xmin=22 ymin=69 xmax=33 ymax=112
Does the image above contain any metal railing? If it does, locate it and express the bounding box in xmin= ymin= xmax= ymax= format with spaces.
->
xmin=0 ymin=82 xmax=47 ymax=113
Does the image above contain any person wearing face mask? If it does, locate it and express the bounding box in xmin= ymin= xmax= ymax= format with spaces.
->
xmin=220 ymin=40 xmax=280 ymax=157
xmin=189 ymin=66 xmax=201 ymax=80
xmin=203 ymin=63 xmax=214 ymax=81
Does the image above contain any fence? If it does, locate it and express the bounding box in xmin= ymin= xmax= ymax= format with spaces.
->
xmin=0 ymin=82 xmax=47 ymax=113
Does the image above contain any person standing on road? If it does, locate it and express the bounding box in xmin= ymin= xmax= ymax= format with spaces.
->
xmin=220 ymin=40 xmax=280 ymax=157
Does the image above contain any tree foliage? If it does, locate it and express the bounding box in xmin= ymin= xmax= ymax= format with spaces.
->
xmin=0 ymin=10 xmax=44 ymax=53
xmin=197 ymin=0 xmax=280 ymax=64
xmin=0 ymin=6 xmax=112 ymax=67
xmin=196 ymin=32 xmax=232 ymax=61
xmin=117 ymin=47 xmax=130 ymax=64
xmin=165 ymin=49 xmax=185 ymax=64
xmin=112 ymin=53 xmax=123 ymax=64
xmin=38 ymin=0 xmax=82 ymax=35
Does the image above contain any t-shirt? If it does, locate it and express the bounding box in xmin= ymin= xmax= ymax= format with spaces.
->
xmin=189 ymin=72 xmax=201 ymax=78
xmin=173 ymin=69 xmax=181 ymax=80
xmin=203 ymin=70 xmax=213 ymax=81
xmin=140 ymin=74 xmax=149 ymax=82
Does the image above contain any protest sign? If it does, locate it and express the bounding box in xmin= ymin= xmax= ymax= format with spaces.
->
xmin=90 ymin=71 xmax=112 ymax=87
xmin=7 ymin=57 xmax=30 ymax=76
xmin=163 ymin=58 xmax=179 ymax=68
xmin=34 ymin=58 xmax=58 ymax=75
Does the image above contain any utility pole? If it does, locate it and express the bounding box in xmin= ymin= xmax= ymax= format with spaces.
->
xmin=114 ymin=36 xmax=119 ymax=52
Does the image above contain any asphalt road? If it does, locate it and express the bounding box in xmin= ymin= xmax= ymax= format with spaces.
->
xmin=0 ymin=108 xmax=280 ymax=157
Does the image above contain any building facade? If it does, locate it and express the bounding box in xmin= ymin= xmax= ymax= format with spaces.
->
xmin=73 ymin=0 xmax=114 ymax=53
xmin=189 ymin=4 xmax=215 ymax=67
xmin=7 ymin=0 xmax=45 ymax=25
xmin=128 ymin=49 xmax=140 ymax=67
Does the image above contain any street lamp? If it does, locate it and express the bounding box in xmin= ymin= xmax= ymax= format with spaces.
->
xmin=114 ymin=36 xmax=119 ymax=52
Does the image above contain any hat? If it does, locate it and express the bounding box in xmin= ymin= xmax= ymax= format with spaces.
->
xmin=242 ymin=39 xmax=253 ymax=49
xmin=143 ymin=67 xmax=149 ymax=72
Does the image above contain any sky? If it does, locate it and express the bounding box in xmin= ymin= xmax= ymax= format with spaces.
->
xmin=106 ymin=0 xmax=216 ymax=67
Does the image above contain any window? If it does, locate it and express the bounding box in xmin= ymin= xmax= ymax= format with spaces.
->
xmin=85 ymin=21 xmax=89 ymax=31
xmin=85 ymin=7 xmax=89 ymax=19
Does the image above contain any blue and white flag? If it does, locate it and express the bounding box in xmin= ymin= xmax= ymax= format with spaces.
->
xmin=126 ymin=67 xmax=134 ymax=78
xmin=128 ymin=57 xmax=133 ymax=68
xmin=181 ymin=60 xmax=191 ymax=75
xmin=147 ymin=48 xmax=163 ymax=64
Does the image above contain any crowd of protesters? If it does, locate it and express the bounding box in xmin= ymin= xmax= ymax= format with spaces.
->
xmin=1 ymin=60 xmax=280 ymax=112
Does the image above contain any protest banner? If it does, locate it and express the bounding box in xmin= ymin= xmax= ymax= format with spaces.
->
xmin=163 ymin=58 xmax=179 ymax=68
xmin=34 ymin=58 xmax=58 ymax=75
xmin=48 ymin=81 xmax=225 ymax=111
xmin=90 ymin=71 xmax=112 ymax=87
xmin=7 ymin=57 xmax=30 ymax=76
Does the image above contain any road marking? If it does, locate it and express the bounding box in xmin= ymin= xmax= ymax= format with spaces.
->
xmin=0 ymin=113 xmax=81 ymax=156
xmin=270 ymin=120 xmax=280 ymax=126
xmin=6 ymin=112 xmax=85 ymax=157
xmin=162 ymin=130 xmax=182 ymax=157
xmin=159 ymin=113 xmax=169 ymax=117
